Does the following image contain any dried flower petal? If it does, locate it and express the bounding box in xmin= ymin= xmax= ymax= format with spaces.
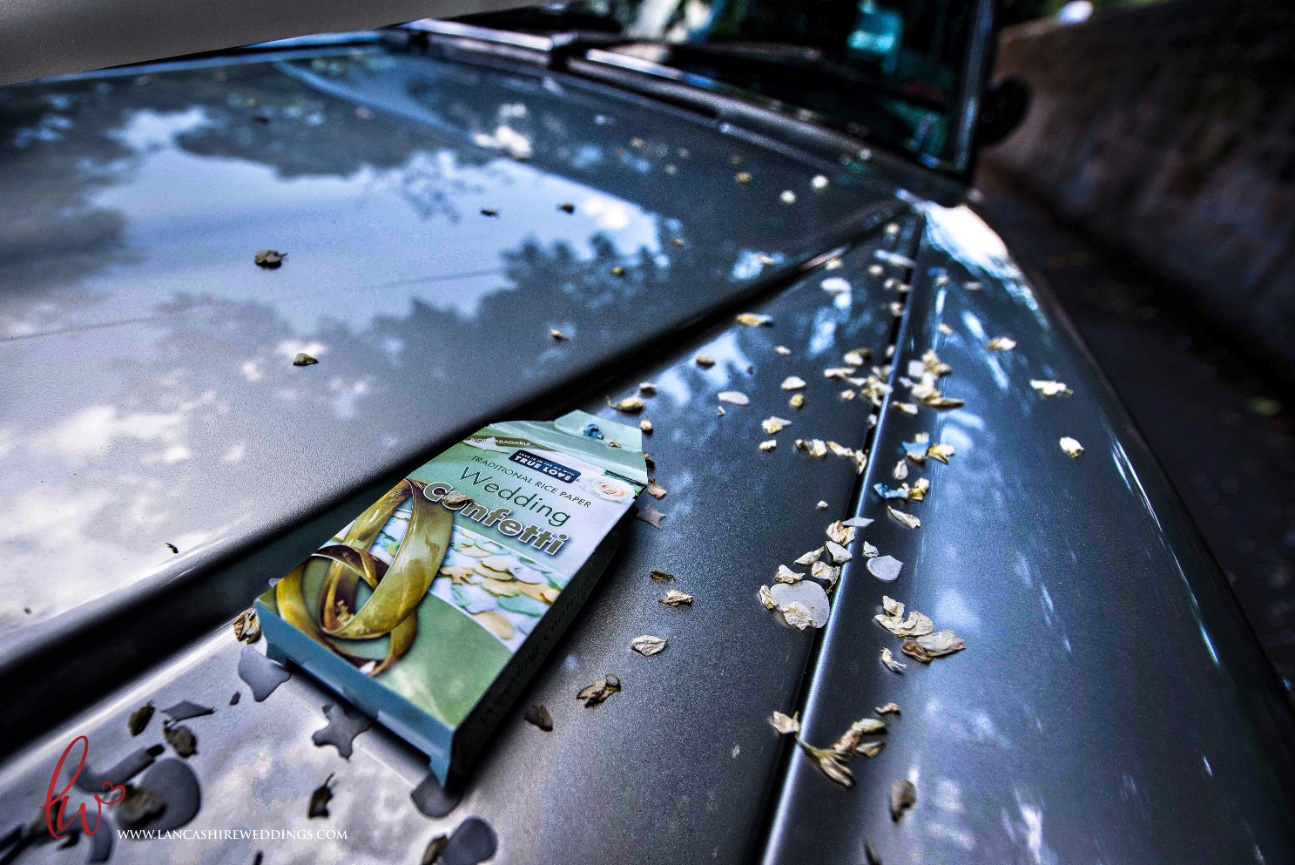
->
xmin=549 ymin=328 xmax=569 ymax=341
xmin=810 ymin=561 xmax=840 ymax=589
xmin=781 ymin=601 xmax=814 ymax=630
xmin=790 ymin=394 xmax=806 ymax=409
xmin=736 ymin=313 xmax=774 ymax=327
xmin=650 ymin=569 xmax=675 ymax=582
xmin=780 ymin=190 xmax=797 ymax=204
xmin=775 ymin=564 xmax=804 ymax=584
xmin=1060 ymin=436 xmax=1084 ymax=458
xmin=423 ymin=835 xmax=449 ymax=865
xmin=927 ymin=443 xmax=955 ymax=464
xmin=843 ymin=348 xmax=870 ymax=366
xmin=695 ymin=355 xmax=716 ymax=368
xmin=825 ymin=541 xmax=852 ymax=565
xmin=887 ymin=507 xmax=920 ymax=530
xmin=524 ymin=705 xmax=553 ymax=731
xmin=827 ymin=441 xmax=854 ymax=459
xmin=128 ymin=703 xmax=154 ymax=736
xmin=794 ymin=548 xmax=823 ymax=566
xmin=800 ymin=742 xmax=854 ymax=787
xmin=986 ymin=337 xmax=1016 ymax=351
xmin=735 ymin=171 xmax=753 ymax=184
xmin=660 ymin=589 xmax=693 ymax=606
xmin=857 ymin=740 xmax=885 ymax=758
xmin=890 ymin=780 xmax=917 ymax=821
xmin=233 ymin=609 xmax=260 ymax=644
xmin=892 ymin=402 xmax=917 ymax=415
xmin=611 ymin=265 xmax=627 ymax=277
xmin=825 ymin=520 xmax=854 ymax=546
xmin=758 ymin=585 xmax=776 ymax=610
xmin=781 ymin=376 xmax=807 ymax=391
xmin=718 ymin=391 xmax=750 ymax=406
xmin=868 ymin=555 xmax=903 ymax=581
xmin=639 ymin=381 xmax=658 ymax=395
xmin=442 ymin=492 xmax=473 ymax=508
xmin=759 ymin=440 xmax=777 ymax=452
xmin=631 ymin=635 xmax=668 ymax=656
xmin=254 ymin=249 xmax=285 ymax=268
xmin=938 ymin=323 xmax=954 ymax=335
xmin=843 ymin=516 xmax=873 ymax=528
xmin=308 ymin=775 xmax=334 ymax=819
xmin=876 ymin=703 xmax=901 ymax=716
xmin=1030 ymin=379 xmax=1073 ymax=397
xmin=762 ymin=416 xmax=792 ymax=434
xmin=915 ymin=629 xmax=966 ymax=657
xmin=770 ymin=710 xmax=801 ymax=735
xmin=881 ymin=648 xmax=906 ymax=673
xmin=774 ymin=345 xmax=792 ymax=355
xmin=646 ymin=481 xmax=667 ymax=499
xmin=640 ymin=418 xmax=653 ymax=434
xmin=769 ymin=580 xmax=830 ymax=628
xmin=607 ymin=395 xmax=645 ymax=413
xmin=577 ymin=675 xmax=621 ymax=706
xmin=293 ymin=353 xmax=318 ymax=367
xmin=162 ymin=721 xmax=196 ymax=758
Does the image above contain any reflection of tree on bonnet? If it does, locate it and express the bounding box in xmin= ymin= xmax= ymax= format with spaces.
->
xmin=0 ymin=44 xmax=884 ymax=633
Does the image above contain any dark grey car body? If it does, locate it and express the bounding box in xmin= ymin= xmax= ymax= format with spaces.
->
xmin=0 ymin=18 xmax=1293 ymax=865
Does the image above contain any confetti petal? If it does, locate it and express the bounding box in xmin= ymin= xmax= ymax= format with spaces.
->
xmin=868 ymin=555 xmax=903 ymax=582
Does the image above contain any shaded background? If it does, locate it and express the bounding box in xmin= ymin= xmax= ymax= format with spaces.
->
xmin=976 ymin=0 xmax=1295 ymax=696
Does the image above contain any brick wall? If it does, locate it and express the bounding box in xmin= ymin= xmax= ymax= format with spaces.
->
xmin=982 ymin=0 xmax=1295 ymax=378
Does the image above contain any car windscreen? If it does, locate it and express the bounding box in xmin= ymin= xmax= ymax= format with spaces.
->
xmin=468 ymin=0 xmax=980 ymax=171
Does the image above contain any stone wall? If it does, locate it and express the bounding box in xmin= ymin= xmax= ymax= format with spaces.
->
xmin=982 ymin=0 xmax=1295 ymax=379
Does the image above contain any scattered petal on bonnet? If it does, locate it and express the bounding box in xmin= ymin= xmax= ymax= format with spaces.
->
xmin=718 ymin=391 xmax=750 ymax=406
xmin=781 ymin=376 xmax=807 ymax=391
xmin=607 ymin=395 xmax=645 ymax=413
xmin=775 ymin=564 xmax=804 ymax=584
xmin=1030 ymin=379 xmax=1073 ymax=397
xmin=887 ymin=507 xmax=921 ymax=529
xmin=736 ymin=313 xmax=775 ymax=327
xmin=630 ymin=635 xmax=668 ymax=657
xmin=868 ymin=555 xmax=903 ymax=582
xmin=881 ymin=648 xmax=906 ymax=673
xmin=794 ymin=548 xmax=823 ymax=566
xmin=762 ymin=416 xmax=792 ymax=434
xmin=1060 ymin=436 xmax=1084 ymax=458
xmin=769 ymin=710 xmax=800 ymax=735
xmin=890 ymin=780 xmax=917 ymax=821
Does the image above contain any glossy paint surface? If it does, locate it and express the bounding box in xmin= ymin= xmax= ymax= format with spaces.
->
xmin=761 ymin=204 xmax=1295 ymax=864
xmin=0 ymin=221 xmax=914 ymax=864
xmin=0 ymin=43 xmax=894 ymax=643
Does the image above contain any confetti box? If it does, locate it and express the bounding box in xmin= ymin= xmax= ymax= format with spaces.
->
xmin=257 ymin=410 xmax=646 ymax=783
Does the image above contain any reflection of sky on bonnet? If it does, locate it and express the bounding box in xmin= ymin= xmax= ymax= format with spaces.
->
xmin=86 ymin=109 xmax=661 ymax=329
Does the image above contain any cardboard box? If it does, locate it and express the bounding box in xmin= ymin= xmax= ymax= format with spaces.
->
xmin=256 ymin=410 xmax=646 ymax=783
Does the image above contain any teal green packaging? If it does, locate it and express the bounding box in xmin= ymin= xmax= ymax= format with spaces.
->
xmin=256 ymin=410 xmax=647 ymax=783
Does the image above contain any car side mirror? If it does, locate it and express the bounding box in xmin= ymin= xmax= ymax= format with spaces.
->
xmin=976 ymin=77 xmax=1030 ymax=147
